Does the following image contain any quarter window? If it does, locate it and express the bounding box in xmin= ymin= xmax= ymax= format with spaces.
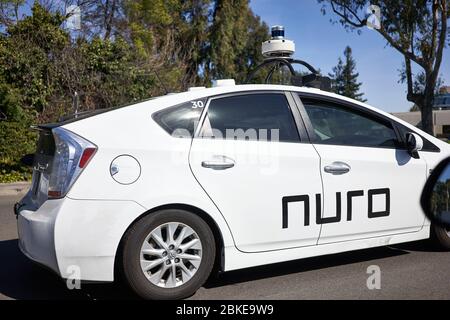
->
xmin=302 ymin=100 xmax=399 ymax=148
xmin=200 ymin=93 xmax=300 ymax=143
xmin=153 ymin=99 xmax=206 ymax=138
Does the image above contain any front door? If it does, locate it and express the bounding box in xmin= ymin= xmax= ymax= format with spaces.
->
xmin=298 ymin=96 xmax=427 ymax=244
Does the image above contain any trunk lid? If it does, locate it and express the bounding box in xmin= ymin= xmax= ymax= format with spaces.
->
xmin=29 ymin=127 xmax=55 ymax=208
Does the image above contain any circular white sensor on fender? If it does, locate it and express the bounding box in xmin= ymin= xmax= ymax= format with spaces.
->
xmin=110 ymin=155 xmax=141 ymax=185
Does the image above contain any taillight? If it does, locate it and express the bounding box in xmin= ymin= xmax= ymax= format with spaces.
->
xmin=47 ymin=127 xmax=97 ymax=199
xmin=79 ymin=148 xmax=97 ymax=168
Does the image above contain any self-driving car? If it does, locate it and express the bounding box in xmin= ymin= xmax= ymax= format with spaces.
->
xmin=15 ymin=82 xmax=450 ymax=300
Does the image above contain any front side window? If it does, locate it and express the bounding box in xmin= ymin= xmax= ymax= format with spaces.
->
xmin=200 ymin=93 xmax=300 ymax=143
xmin=302 ymin=99 xmax=399 ymax=148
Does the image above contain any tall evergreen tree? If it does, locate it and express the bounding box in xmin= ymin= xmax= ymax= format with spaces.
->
xmin=329 ymin=46 xmax=366 ymax=102
xmin=206 ymin=0 xmax=268 ymax=83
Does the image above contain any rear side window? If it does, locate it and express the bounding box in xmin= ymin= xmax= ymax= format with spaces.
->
xmin=200 ymin=93 xmax=300 ymax=143
xmin=152 ymin=99 xmax=207 ymax=138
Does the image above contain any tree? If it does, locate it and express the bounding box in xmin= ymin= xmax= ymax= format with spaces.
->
xmin=410 ymin=104 xmax=420 ymax=111
xmin=0 ymin=0 xmax=25 ymax=27
xmin=0 ymin=1 xmax=269 ymax=182
xmin=318 ymin=0 xmax=448 ymax=134
xmin=329 ymin=46 xmax=366 ymax=101
xmin=0 ymin=3 xmax=68 ymax=115
xmin=77 ymin=0 xmax=126 ymax=40
xmin=205 ymin=0 xmax=269 ymax=83
xmin=174 ymin=0 xmax=212 ymax=87
xmin=233 ymin=9 xmax=270 ymax=83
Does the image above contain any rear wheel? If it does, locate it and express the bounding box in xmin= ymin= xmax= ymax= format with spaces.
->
xmin=122 ymin=209 xmax=216 ymax=300
xmin=431 ymin=224 xmax=450 ymax=250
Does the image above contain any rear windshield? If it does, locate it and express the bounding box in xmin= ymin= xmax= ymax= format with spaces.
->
xmin=35 ymin=130 xmax=55 ymax=156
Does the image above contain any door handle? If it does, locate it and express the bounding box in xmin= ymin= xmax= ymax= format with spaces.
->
xmin=201 ymin=156 xmax=235 ymax=170
xmin=324 ymin=162 xmax=351 ymax=175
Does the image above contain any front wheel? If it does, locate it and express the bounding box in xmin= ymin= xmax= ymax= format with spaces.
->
xmin=122 ymin=209 xmax=216 ymax=300
xmin=431 ymin=223 xmax=450 ymax=250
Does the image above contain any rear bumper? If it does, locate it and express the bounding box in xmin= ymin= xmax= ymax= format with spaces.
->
xmin=16 ymin=194 xmax=147 ymax=282
xmin=17 ymin=196 xmax=61 ymax=276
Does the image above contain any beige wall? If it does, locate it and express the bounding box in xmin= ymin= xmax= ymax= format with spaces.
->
xmin=392 ymin=110 xmax=450 ymax=136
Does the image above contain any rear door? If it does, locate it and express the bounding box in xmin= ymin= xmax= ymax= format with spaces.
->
xmin=296 ymin=94 xmax=427 ymax=244
xmin=189 ymin=91 xmax=323 ymax=253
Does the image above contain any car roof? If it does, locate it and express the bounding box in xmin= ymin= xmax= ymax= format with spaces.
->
xmin=57 ymin=84 xmax=377 ymax=128
xmin=153 ymin=84 xmax=348 ymax=108
xmin=151 ymin=84 xmax=374 ymax=115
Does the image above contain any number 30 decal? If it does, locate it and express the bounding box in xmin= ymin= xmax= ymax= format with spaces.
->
xmin=191 ymin=100 xmax=204 ymax=109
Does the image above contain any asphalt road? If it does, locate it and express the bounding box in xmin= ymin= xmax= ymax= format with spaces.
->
xmin=1 ymin=194 xmax=450 ymax=300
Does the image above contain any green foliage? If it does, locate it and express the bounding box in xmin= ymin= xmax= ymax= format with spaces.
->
xmin=73 ymin=37 xmax=157 ymax=110
xmin=0 ymin=1 xmax=268 ymax=182
xmin=0 ymin=121 xmax=37 ymax=183
xmin=206 ymin=0 xmax=269 ymax=83
xmin=329 ymin=46 xmax=366 ymax=102
xmin=0 ymin=3 xmax=68 ymax=113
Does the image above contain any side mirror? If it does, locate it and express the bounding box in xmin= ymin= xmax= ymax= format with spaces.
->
xmin=421 ymin=157 xmax=450 ymax=228
xmin=405 ymin=132 xmax=423 ymax=158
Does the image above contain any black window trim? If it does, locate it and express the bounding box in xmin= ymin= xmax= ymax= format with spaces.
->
xmin=194 ymin=90 xmax=309 ymax=143
xmin=293 ymin=92 xmax=440 ymax=153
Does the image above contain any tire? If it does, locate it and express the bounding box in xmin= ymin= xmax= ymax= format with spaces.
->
xmin=121 ymin=209 xmax=216 ymax=300
xmin=431 ymin=223 xmax=450 ymax=250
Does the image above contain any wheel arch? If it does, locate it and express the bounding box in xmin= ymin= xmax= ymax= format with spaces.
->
xmin=114 ymin=203 xmax=225 ymax=281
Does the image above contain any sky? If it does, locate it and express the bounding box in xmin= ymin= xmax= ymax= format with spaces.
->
xmin=250 ymin=0 xmax=450 ymax=113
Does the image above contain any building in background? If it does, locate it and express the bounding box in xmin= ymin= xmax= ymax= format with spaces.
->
xmin=434 ymin=87 xmax=450 ymax=110
xmin=393 ymin=87 xmax=450 ymax=138
xmin=439 ymin=86 xmax=450 ymax=94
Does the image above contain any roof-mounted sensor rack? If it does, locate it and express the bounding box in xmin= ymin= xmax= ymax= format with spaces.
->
xmin=246 ymin=26 xmax=331 ymax=91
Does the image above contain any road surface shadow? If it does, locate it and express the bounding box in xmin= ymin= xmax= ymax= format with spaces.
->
xmin=204 ymin=243 xmax=417 ymax=289
xmin=392 ymin=239 xmax=447 ymax=252
xmin=0 ymin=239 xmax=137 ymax=300
xmin=0 ymin=238 xmax=434 ymax=299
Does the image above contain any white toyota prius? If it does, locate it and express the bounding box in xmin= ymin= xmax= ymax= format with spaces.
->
xmin=15 ymin=82 xmax=450 ymax=299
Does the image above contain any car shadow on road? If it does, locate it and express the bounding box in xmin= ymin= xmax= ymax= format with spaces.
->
xmin=203 ymin=242 xmax=424 ymax=289
xmin=392 ymin=239 xmax=446 ymax=252
xmin=0 ymin=238 xmax=435 ymax=299
xmin=0 ymin=239 xmax=138 ymax=300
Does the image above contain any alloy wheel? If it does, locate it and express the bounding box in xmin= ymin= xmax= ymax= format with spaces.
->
xmin=140 ymin=222 xmax=203 ymax=288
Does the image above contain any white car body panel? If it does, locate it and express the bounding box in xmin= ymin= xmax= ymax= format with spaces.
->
xmin=316 ymin=145 xmax=427 ymax=244
xmin=189 ymin=138 xmax=323 ymax=252
xmin=224 ymin=225 xmax=431 ymax=271
xmin=16 ymin=84 xmax=450 ymax=282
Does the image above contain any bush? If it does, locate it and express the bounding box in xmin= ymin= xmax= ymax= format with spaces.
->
xmin=0 ymin=121 xmax=37 ymax=183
